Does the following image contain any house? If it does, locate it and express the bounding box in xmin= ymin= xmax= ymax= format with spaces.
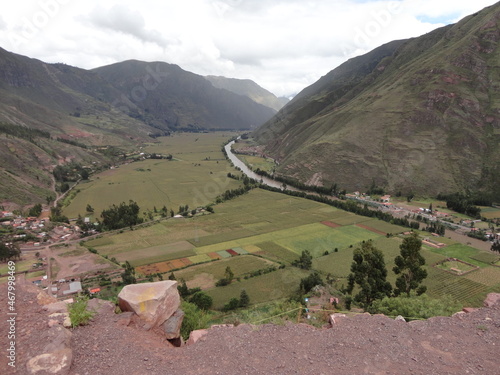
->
xmin=89 ymin=288 xmax=101 ymax=294
xmin=380 ymin=195 xmax=391 ymax=202
xmin=63 ymin=281 xmax=82 ymax=295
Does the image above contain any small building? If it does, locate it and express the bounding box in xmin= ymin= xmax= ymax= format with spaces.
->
xmin=89 ymin=288 xmax=101 ymax=295
xmin=63 ymin=281 xmax=82 ymax=295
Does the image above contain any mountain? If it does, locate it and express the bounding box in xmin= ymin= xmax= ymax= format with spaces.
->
xmin=205 ymin=75 xmax=289 ymax=111
xmin=254 ymin=3 xmax=500 ymax=198
xmin=0 ymin=49 xmax=276 ymax=207
xmin=93 ymin=61 xmax=276 ymax=131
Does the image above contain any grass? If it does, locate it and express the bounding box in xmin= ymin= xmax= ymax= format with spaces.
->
xmin=205 ymin=267 xmax=310 ymax=309
xmin=427 ymin=244 xmax=487 ymax=268
xmin=436 ymin=259 xmax=477 ymax=273
xmin=175 ymin=255 xmax=276 ymax=283
xmin=63 ymin=132 xmax=242 ymax=219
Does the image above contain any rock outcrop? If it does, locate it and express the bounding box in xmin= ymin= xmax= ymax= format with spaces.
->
xmin=118 ymin=281 xmax=181 ymax=331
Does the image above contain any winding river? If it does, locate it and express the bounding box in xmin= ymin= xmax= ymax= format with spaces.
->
xmin=224 ymin=140 xmax=300 ymax=191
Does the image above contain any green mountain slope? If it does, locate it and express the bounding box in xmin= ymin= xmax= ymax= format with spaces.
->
xmin=254 ymin=4 xmax=500 ymax=197
xmin=205 ymin=75 xmax=289 ymax=111
xmin=93 ymin=60 xmax=276 ymax=130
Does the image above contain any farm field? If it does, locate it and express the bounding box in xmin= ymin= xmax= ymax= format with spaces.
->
xmin=63 ymin=132 xmax=241 ymax=219
xmin=78 ymin=133 xmax=500 ymax=309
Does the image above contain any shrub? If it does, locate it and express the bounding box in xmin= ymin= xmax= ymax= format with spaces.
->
xmin=68 ymin=296 xmax=95 ymax=328
xmin=180 ymin=301 xmax=213 ymax=341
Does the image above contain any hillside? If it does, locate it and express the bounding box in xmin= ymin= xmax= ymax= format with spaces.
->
xmin=205 ymin=75 xmax=289 ymax=111
xmin=254 ymin=3 xmax=500 ymax=198
xmin=93 ymin=61 xmax=276 ymax=131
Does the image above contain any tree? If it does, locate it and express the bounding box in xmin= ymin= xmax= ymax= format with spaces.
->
xmin=86 ymin=204 xmax=94 ymax=213
xmin=190 ymin=291 xmax=213 ymax=310
xmin=28 ymin=203 xmax=42 ymax=217
xmin=224 ymin=266 xmax=234 ymax=283
xmin=393 ymin=233 xmax=427 ymax=297
xmin=0 ymin=242 xmax=21 ymax=262
xmin=292 ymin=250 xmax=313 ymax=270
xmin=299 ymin=272 xmax=324 ymax=294
xmin=346 ymin=241 xmax=392 ymax=309
xmin=178 ymin=279 xmax=189 ymax=298
xmin=121 ymin=261 xmax=136 ymax=285
xmin=239 ymin=289 xmax=250 ymax=307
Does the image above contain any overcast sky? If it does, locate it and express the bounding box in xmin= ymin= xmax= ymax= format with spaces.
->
xmin=0 ymin=0 xmax=497 ymax=97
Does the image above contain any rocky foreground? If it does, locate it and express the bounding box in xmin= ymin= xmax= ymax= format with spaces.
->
xmin=1 ymin=281 xmax=499 ymax=375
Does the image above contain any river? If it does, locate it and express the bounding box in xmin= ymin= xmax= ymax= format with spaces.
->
xmin=224 ymin=140 xmax=300 ymax=191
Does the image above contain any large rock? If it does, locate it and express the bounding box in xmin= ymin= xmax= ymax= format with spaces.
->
xmin=118 ymin=281 xmax=180 ymax=328
xmin=26 ymin=326 xmax=73 ymax=374
xmin=162 ymin=309 xmax=185 ymax=339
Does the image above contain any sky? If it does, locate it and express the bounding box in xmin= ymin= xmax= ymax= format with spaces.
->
xmin=0 ymin=0 xmax=498 ymax=97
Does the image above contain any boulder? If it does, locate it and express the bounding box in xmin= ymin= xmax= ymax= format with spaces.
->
xmin=186 ymin=329 xmax=208 ymax=345
xmin=483 ymin=293 xmax=500 ymax=308
xmin=118 ymin=281 xmax=180 ymax=328
xmin=395 ymin=315 xmax=406 ymax=322
xmin=162 ymin=309 xmax=185 ymax=339
xmin=27 ymin=326 xmax=73 ymax=374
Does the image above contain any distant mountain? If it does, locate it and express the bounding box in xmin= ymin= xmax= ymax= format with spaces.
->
xmin=93 ymin=61 xmax=276 ymax=131
xmin=205 ymin=75 xmax=289 ymax=111
xmin=254 ymin=3 xmax=500 ymax=198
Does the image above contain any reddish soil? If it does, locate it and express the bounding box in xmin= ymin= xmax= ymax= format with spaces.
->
xmin=320 ymin=221 xmax=342 ymax=228
xmin=356 ymin=223 xmax=387 ymax=235
xmin=2 ymin=282 xmax=500 ymax=375
xmin=226 ymin=249 xmax=239 ymax=256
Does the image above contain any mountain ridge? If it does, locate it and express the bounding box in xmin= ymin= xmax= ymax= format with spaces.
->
xmin=254 ymin=3 xmax=500 ymax=198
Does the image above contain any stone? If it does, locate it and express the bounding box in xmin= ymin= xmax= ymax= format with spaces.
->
xmin=118 ymin=281 xmax=180 ymax=328
xmin=43 ymin=326 xmax=72 ymax=353
xmin=87 ymin=298 xmax=115 ymax=314
xmin=186 ymin=329 xmax=208 ymax=345
xmin=115 ymin=311 xmax=135 ymax=326
xmin=462 ymin=307 xmax=477 ymax=313
xmin=329 ymin=313 xmax=346 ymax=325
xmin=162 ymin=309 xmax=185 ymax=339
xmin=483 ymin=293 xmax=500 ymax=308
xmin=43 ymin=301 xmax=69 ymax=314
xmin=26 ymin=348 xmax=73 ymax=375
xmin=395 ymin=315 xmax=406 ymax=322
xmin=37 ymin=291 xmax=58 ymax=306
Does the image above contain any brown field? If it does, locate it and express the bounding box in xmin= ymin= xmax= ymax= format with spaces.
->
xmin=320 ymin=221 xmax=342 ymax=228
xmin=355 ymin=223 xmax=386 ymax=235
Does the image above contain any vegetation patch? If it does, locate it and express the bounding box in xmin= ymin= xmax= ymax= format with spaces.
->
xmin=434 ymin=258 xmax=479 ymax=275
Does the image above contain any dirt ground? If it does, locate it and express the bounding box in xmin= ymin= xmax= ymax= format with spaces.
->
xmin=1 ymin=281 xmax=499 ymax=375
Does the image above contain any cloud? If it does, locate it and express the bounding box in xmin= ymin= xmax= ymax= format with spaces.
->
xmin=84 ymin=4 xmax=172 ymax=47
xmin=0 ymin=15 xmax=6 ymax=30
xmin=0 ymin=0 xmax=497 ymax=97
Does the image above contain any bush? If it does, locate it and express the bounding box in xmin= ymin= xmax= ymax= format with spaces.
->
xmin=180 ymin=301 xmax=213 ymax=341
xmin=190 ymin=291 xmax=213 ymax=310
xmin=223 ymin=298 xmax=240 ymax=312
xmin=68 ymin=296 xmax=95 ymax=328
xmin=368 ymin=294 xmax=462 ymax=320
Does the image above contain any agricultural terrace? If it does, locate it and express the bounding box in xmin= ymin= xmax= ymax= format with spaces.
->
xmin=85 ymin=187 xmax=500 ymax=308
xmin=63 ymin=132 xmax=241 ymax=219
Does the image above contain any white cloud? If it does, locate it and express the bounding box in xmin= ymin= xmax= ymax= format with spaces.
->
xmin=0 ymin=0 xmax=497 ymax=97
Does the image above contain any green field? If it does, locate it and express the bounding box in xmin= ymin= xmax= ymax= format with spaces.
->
xmin=63 ymin=132 xmax=241 ymax=219
xmin=205 ymin=267 xmax=310 ymax=309
xmin=79 ymin=133 xmax=500 ymax=309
